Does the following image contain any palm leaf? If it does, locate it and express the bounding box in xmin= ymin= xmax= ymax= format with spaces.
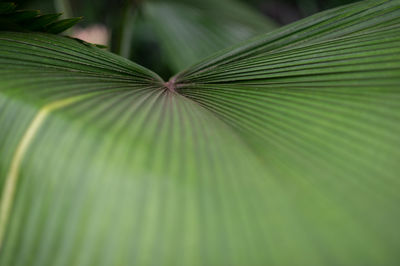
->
xmin=1 ymin=0 xmax=400 ymax=265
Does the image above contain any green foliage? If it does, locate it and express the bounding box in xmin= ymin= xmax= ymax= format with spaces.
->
xmin=1 ymin=0 xmax=400 ymax=265
xmin=111 ymin=0 xmax=278 ymax=78
xmin=0 ymin=2 xmax=80 ymax=33
xmin=140 ymin=0 xmax=277 ymax=72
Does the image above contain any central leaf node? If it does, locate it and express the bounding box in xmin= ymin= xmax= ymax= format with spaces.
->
xmin=164 ymin=77 xmax=177 ymax=92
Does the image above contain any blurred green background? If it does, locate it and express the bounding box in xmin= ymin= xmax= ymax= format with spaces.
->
xmin=9 ymin=0 xmax=360 ymax=79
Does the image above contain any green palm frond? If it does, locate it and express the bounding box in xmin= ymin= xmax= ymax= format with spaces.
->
xmin=0 ymin=0 xmax=400 ymax=265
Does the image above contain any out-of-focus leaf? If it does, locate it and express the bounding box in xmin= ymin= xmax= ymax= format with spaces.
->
xmin=0 ymin=0 xmax=400 ymax=265
xmin=141 ymin=0 xmax=277 ymax=72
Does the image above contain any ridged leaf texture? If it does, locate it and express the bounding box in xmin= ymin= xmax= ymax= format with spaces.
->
xmin=0 ymin=0 xmax=400 ymax=265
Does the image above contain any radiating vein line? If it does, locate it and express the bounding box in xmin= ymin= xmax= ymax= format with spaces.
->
xmin=0 ymin=96 xmax=88 ymax=249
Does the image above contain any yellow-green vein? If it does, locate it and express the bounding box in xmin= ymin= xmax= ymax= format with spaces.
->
xmin=0 ymin=96 xmax=88 ymax=249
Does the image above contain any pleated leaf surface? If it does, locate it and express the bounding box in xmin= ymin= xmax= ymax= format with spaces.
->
xmin=1 ymin=0 xmax=400 ymax=265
